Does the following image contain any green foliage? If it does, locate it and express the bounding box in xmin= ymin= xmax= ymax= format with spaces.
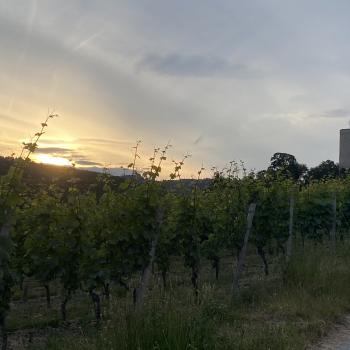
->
xmin=268 ymin=152 xmax=307 ymax=181
xmin=307 ymin=160 xmax=340 ymax=182
xmin=252 ymin=179 xmax=292 ymax=254
xmin=5 ymin=137 xmax=350 ymax=349
xmin=296 ymin=182 xmax=334 ymax=243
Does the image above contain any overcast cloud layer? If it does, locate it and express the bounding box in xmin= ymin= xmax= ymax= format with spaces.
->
xmin=1 ymin=0 xmax=350 ymax=175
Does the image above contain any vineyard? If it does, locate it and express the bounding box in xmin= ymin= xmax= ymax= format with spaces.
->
xmin=2 ymin=121 xmax=350 ymax=349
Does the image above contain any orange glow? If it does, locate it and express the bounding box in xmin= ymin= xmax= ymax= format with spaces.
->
xmin=34 ymin=154 xmax=72 ymax=167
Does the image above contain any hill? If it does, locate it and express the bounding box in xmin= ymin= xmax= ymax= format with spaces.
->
xmin=0 ymin=156 xmax=127 ymax=191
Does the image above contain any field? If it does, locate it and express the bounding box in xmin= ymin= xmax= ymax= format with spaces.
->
xmin=2 ymin=130 xmax=350 ymax=350
xmin=5 ymin=243 xmax=350 ymax=350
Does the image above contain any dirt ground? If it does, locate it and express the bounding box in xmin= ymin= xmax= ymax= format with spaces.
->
xmin=310 ymin=316 xmax=350 ymax=350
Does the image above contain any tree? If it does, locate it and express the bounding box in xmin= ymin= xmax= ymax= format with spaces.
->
xmin=307 ymin=160 xmax=339 ymax=182
xmin=268 ymin=153 xmax=307 ymax=181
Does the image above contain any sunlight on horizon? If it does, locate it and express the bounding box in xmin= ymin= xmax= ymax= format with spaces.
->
xmin=34 ymin=153 xmax=72 ymax=167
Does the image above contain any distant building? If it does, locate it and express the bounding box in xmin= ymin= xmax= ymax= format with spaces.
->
xmin=339 ymin=129 xmax=350 ymax=169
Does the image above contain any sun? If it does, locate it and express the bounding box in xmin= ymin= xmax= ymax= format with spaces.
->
xmin=34 ymin=154 xmax=72 ymax=167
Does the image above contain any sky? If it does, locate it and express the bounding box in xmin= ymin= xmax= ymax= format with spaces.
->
xmin=1 ymin=0 xmax=350 ymax=177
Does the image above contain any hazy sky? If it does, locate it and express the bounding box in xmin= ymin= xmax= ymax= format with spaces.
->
xmin=1 ymin=0 xmax=350 ymax=177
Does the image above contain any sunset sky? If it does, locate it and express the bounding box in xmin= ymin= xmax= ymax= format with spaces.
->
xmin=1 ymin=1 xmax=350 ymax=177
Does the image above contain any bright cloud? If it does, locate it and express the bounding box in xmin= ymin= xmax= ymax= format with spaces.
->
xmin=1 ymin=0 xmax=350 ymax=176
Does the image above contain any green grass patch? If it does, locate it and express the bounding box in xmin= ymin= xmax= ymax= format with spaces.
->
xmin=13 ymin=243 xmax=350 ymax=349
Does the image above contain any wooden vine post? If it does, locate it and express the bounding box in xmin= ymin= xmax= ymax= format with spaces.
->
xmin=286 ymin=195 xmax=295 ymax=264
xmin=330 ymin=192 xmax=337 ymax=249
xmin=134 ymin=207 xmax=164 ymax=307
xmin=233 ymin=202 xmax=256 ymax=296
xmin=0 ymin=219 xmax=10 ymax=350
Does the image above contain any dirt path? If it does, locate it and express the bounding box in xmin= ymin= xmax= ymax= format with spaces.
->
xmin=311 ymin=316 xmax=350 ymax=350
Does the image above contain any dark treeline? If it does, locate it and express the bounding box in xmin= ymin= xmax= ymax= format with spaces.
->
xmin=257 ymin=152 xmax=347 ymax=183
xmin=0 ymin=152 xmax=347 ymax=192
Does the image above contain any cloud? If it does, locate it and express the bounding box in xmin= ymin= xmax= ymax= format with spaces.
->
xmin=0 ymin=114 xmax=36 ymax=129
xmin=306 ymin=108 xmax=350 ymax=120
xmin=39 ymin=138 xmax=72 ymax=145
xmin=36 ymin=146 xmax=109 ymax=169
xmin=77 ymin=138 xmax=132 ymax=145
xmin=0 ymin=15 xmax=204 ymax=145
xmin=82 ymin=166 xmax=133 ymax=176
xmin=74 ymin=159 xmax=103 ymax=166
xmin=138 ymin=53 xmax=253 ymax=78
xmin=37 ymin=147 xmax=73 ymax=155
xmin=35 ymin=147 xmax=108 ymax=170
xmin=3 ymin=1 xmax=350 ymax=173
xmin=321 ymin=109 xmax=350 ymax=119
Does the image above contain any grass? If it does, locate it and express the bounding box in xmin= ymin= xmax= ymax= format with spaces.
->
xmin=9 ymin=242 xmax=350 ymax=349
xmin=35 ymin=305 xmax=216 ymax=350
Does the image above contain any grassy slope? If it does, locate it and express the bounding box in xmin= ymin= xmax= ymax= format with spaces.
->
xmin=8 ymin=243 xmax=350 ymax=350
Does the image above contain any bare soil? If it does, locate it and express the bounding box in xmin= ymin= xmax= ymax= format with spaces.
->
xmin=310 ymin=316 xmax=350 ymax=350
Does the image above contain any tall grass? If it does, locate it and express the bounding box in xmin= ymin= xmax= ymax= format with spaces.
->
xmin=32 ymin=303 xmax=215 ymax=350
xmin=29 ymin=243 xmax=350 ymax=350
